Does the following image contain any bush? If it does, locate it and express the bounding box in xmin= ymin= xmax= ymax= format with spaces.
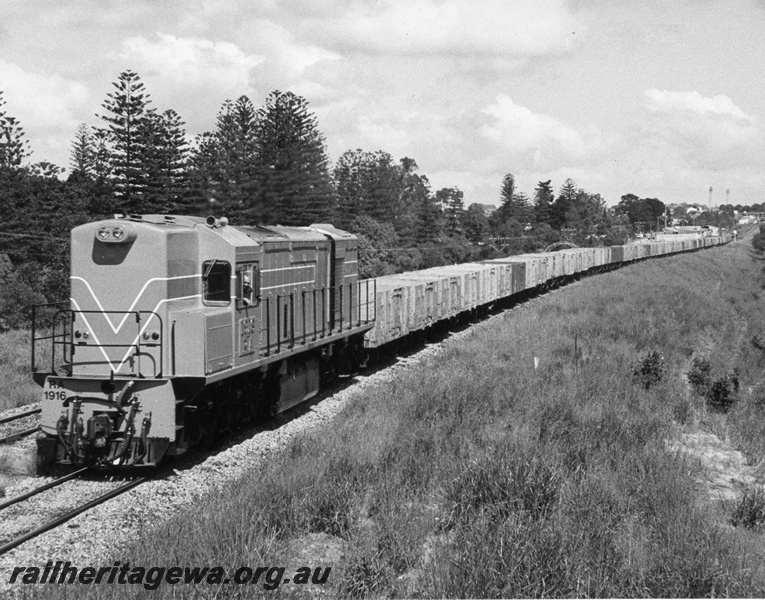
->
xmin=707 ymin=377 xmax=736 ymax=413
xmin=751 ymin=334 xmax=765 ymax=354
xmin=633 ymin=350 xmax=666 ymax=390
xmin=0 ymin=272 xmax=46 ymax=331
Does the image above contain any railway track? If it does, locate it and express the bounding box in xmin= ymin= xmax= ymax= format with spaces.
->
xmin=0 ymin=407 xmax=41 ymax=445
xmin=0 ymin=469 xmax=145 ymax=556
xmin=0 ymin=408 xmax=41 ymax=425
xmin=0 ymin=426 xmax=39 ymax=445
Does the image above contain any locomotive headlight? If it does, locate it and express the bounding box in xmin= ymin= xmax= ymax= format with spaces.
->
xmin=94 ymin=222 xmax=136 ymax=244
xmin=142 ymin=330 xmax=160 ymax=341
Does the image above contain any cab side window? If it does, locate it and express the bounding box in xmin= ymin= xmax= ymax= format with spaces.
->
xmin=236 ymin=264 xmax=260 ymax=308
xmin=203 ymin=260 xmax=231 ymax=304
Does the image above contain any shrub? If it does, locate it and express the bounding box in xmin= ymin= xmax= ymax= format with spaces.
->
xmin=751 ymin=334 xmax=765 ymax=354
xmin=633 ymin=350 xmax=666 ymax=390
xmin=707 ymin=377 xmax=736 ymax=413
xmin=0 ymin=272 xmax=46 ymax=331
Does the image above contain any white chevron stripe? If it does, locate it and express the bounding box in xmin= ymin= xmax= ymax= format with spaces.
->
xmin=71 ymin=275 xmax=198 ymax=334
xmin=71 ymin=292 xmax=201 ymax=374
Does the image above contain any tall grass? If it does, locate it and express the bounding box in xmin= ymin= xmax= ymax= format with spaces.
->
xmin=32 ymin=242 xmax=765 ymax=598
xmin=0 ymin=329 xmax=43 ymax=411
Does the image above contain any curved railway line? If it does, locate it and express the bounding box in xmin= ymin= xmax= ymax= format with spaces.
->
xmin=0 ymin=232 xmax=742 ymax=564
xmin=30 ymin=213 xmax=731 ymax=470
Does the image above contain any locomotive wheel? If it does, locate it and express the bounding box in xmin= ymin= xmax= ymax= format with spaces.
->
xmin=184 ymin=419 xmax=203 ymax=448
xmin=201 ymin=421 xmax=218 ymax=447
xmin=233 ymin=402 xmax=250 ymax=427
xmin=218 ymin=410 xmax=233 ymax=434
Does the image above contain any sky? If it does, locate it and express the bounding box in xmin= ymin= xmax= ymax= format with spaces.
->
xmin=1 ymin=0 xmax=764 ymax=208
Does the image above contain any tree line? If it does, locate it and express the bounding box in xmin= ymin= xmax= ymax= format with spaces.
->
xmin=0 ymin=69 xmax=691 ymax=329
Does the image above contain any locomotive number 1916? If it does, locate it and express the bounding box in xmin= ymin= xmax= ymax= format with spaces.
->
xmin=45 ymin=379 xmax=67 ymax=401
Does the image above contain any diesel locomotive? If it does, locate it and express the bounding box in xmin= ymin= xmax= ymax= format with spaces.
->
xmin=32 ymin=214 xmax=375 ymax=468
xmin=30 ymin=213 xmax=730 ymax=469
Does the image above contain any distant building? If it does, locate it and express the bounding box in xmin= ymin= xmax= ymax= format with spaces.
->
xmin=663 ymin=226 xmax=703 ymax=234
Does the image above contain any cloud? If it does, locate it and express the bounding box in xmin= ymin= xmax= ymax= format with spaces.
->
xmin=641 ymin=88 xmax=762 ymax=168
xmin=119 ymin=34 xmax=263 ymax=98
xmin=296 ymin=0 xmax=578 ymax=57
xmin=239 ymin=20 xmax=341 ymax=99
xmin=645 ymin=89 xmax=753 ymax=122
xmin=0 ymin=59 xmax=91 ymax=163
xmin=479 ymin=94 xmax=603 ymax=170
xmin=112 ymin=34 xmax=270 ymax=135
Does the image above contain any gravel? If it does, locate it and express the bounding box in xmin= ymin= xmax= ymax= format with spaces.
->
xmin=0 ymin=404 xmax=40 ymax=439
xmin=0 ymin=320 xmax=486 ymax=593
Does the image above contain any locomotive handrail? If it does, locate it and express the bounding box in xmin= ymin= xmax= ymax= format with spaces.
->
xmin=259 ymin=279 xmax=375 ymax=359
xmin=31 ymin=301 xmax=71 ymax=375
xmin=68 ymin=309 xmax=164 ymax=378
xmin=39 ymin=308 xmax=164 ymax=378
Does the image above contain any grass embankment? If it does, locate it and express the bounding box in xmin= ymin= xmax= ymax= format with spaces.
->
xmin=36 ymin=239 xmax=765 ymax=598
xmin=0 ymin=330 xmax=42 ymax=487
xmin=0 ymin=330 xmax=41 ymax=413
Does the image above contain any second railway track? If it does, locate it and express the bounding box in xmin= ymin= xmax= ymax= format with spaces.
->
xmin=0 ymin=407 xmax=41 ymax=445
xmin=0 ymin=468 xmax=146 ymax=557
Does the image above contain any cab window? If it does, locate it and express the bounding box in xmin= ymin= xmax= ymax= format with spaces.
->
xmin=203 ymin=260 xmax=231 ymax=304
xmin=236 ymin=264 xmax=260 ymax=308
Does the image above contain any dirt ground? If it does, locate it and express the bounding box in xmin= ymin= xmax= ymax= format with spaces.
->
xmin=670 ymin=430 xmax=765 ymax=504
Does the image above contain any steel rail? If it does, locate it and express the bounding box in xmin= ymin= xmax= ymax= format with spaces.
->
xmin=0 ymin=408 xmax=41 ymax=425
xmin=0 ymin=426 xmax=40 ymax=445
xmin=0 ymin=476 xmax=146 ymax=556
xmin=0 ymin=468 xmax=89 ymax=511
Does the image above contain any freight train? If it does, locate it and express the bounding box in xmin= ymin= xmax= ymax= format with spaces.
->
xmin=30 ymin=214 xmax=730 ymax=469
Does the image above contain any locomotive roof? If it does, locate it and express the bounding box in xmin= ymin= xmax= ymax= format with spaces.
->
xmin=88 ymin=215 xmax=353 ymax=244
xmin=244 ymin=225 xmax=326 ymax=243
